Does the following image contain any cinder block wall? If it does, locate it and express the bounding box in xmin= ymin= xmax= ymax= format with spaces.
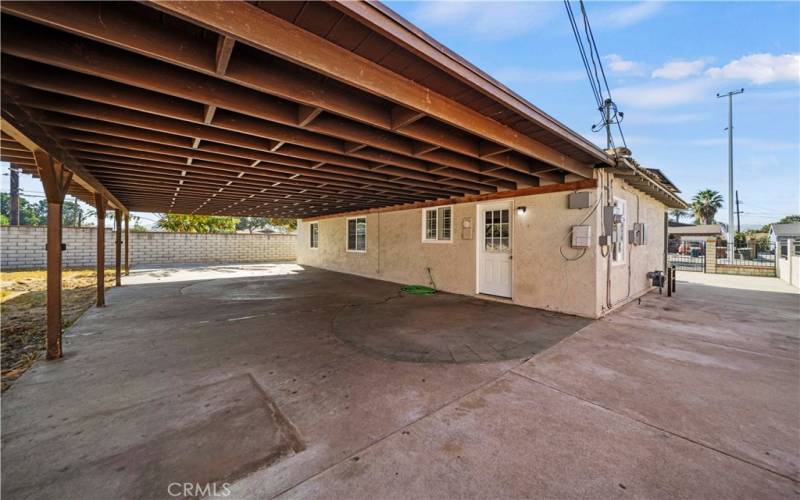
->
xmin=0 ymin=226 xmax=296 ymax=270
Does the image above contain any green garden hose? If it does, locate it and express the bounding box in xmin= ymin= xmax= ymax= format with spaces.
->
xmin=400 ymin=285 xmax=436 ymax=295
xmin=400 ymin=267 xmax=437 ymax=295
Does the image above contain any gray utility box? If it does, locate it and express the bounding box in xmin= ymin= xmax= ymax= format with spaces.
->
xmin=568 ymin=191 xmax=594 ymax=209
xmin=571 ymin=225 xmax=591 ymax=248
xmin=629 ymin=222 xmax=646 ymax=245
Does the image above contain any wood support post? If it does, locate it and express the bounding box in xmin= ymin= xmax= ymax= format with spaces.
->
xmin=114 ymin=209 xmax=122 ymax=287
xmin=95 ymin=192 xmax=106 ymax=307
xmin=32 ymin=150 xmax=73 ymax=360
xmin=124 ymin=213 xmax=130 ymax=275
xmin=46 ymin=201 xmax=64 ymax=359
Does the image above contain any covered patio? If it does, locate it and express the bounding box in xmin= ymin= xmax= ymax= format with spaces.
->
xmin=0 ymin=0 xmax=619 ymax=362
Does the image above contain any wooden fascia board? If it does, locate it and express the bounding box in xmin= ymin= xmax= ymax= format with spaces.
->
xmin=303 ymin=178 xmax=598 ymax=222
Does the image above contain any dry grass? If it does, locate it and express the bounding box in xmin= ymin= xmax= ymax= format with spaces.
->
xmin=1 ymin=269 xmax=116 ymax=391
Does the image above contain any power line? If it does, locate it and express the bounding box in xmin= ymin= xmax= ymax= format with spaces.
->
xmin=563 ymin=0 xmax=627 ymax=151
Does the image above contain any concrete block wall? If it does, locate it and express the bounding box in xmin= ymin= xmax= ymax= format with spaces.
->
xmin=0 ymin=226 xmax=296 ymax=270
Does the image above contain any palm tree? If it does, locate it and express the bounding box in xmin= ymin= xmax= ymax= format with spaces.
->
xmin=691 ymin=189 xmax=724 ymax=225
xmin=669 ymin=209 xmax=691 ymax=223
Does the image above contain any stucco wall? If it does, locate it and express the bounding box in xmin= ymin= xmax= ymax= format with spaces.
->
xmin=596 ymin=173 xmax=668 ymax=316
xmin=297 ymin=187 xmax=603 ymax=317
xmin=777 ymin=253 xmax=800 ymax=288
xmin=0 ymin=226 xmax=296 ymax=270
xmin=297 ymin=174 xmax=669 ymax=318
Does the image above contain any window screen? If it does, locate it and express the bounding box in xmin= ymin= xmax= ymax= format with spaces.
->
xmin=310 ymin=223 xmax=319 ymax=248
xmin=347 ymin=217 xmax=366 ymax=251
xmin=423 ymin=206 xmax=452 ymax=241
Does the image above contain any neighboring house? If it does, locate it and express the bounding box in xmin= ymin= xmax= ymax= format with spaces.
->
xmin=666 ymin=223 xmax=722 ymax=256
xmin=668 ymin=223 xmax=724 ymax=243
xmin=769 ymin=223 xmax=800 ymax=250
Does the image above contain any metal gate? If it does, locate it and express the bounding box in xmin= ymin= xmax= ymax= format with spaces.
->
xmin=668 ymin=239 xmax=705 ymax=272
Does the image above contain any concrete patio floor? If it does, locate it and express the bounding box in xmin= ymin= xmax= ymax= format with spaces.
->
xmin=2 ymin=265 xmax=798 ymax=499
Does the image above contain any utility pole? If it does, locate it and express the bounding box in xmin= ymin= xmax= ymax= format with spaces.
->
xmin=735 ymin=190 xmax=742 ymax=234
xmin=9 ymin=167 xmax=19 ymax=225
xmin=717 ymin=88 xmax=744 ymax=260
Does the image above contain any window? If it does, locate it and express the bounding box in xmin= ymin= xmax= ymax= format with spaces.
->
xmin=347 ymin=217 xmax=366 ymax=252
xmin=612 ymin=197 xmax=626 ymax=264
xmin=422 ymin=206 xmax=452 ymax=242
xmin=484 ymin=208 xmax=509 ymax=252
xmin=309 ymin=222 xmax=319 ymax=249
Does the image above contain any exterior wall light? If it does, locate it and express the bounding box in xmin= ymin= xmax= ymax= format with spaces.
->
xmin=517 ymin=206 xmax=527 ymax=215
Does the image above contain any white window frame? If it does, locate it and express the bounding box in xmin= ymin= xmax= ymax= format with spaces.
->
xmin=309 ymin=222 xmax=319 ymax=249
xmin=346 ymin=216 xmax=367 ymax=253
xmin=421 ymin=205 xmax=453 ymax=243
xmin=612 ymin=197 xmax=626 ymax=265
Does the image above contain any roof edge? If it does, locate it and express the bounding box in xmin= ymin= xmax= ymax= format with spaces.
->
xmin=331 ymin=1 xmax=614 ymax=166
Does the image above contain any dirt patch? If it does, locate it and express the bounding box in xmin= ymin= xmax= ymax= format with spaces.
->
xmin=1 ymin=268 xmax=116 ymax=391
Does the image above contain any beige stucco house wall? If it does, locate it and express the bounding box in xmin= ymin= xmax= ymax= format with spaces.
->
xmin=297 ymin=173 xmax=668 ymax=319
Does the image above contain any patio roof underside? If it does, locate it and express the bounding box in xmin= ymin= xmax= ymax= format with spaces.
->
xmin=0 ymin=1 xmax=613 ymax=218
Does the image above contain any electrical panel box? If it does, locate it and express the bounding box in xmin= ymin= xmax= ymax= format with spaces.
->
xmin=571 ymin=225 xmax=591 ymax=248
xmin=630 ymin=222 xmax=646 ymax=245
xmin=568 ymin=191 xmax=594 ymax=209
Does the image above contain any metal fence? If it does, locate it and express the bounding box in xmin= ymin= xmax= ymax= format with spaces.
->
xmin=668 ymin=238 xmax=777 ymax=276
xmin=714 ymin=241 xmax=776 ymax=276
xmin=667 ymin=239 xmax=705 ymax=272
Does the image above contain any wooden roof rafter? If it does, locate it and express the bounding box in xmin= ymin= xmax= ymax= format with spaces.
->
xmin=0 ymin=1 xmax=624 ymax=218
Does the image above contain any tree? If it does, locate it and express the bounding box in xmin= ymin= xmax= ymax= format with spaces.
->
xmin=236 ymin=217 xmax=269 ymax=234
xmin=0 ymin=213 xmax=8 ymax=225
xmin=0 ymin=193 xmax=42 ymax=225
xmin=62 ymin=198 xmax=87 ymax=227
xmin=776 ymin=215 xmax=800 ymax=224
xmin=691 ymin=189 xmax=724 ymax=225
xmin=266 ymin=217 xmax=297 ymax=232
xmin=155 ymin=214 xmax=238 ymax=233
xmin=669 ymin=209 xmax=691 ymax=223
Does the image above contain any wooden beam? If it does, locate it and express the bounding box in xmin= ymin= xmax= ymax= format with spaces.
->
xmin=94 ymin=192 xmax=106 ymax=307
xmin=203 ymin=104 xmax=217 ymax=125
xmin=412 ymin=141 xmax=439 ymax=156
xmin=344 ymin=142 xmax=366 ymax=154
xmin=114 ymin=209 xmax=122 ymax=287
xmin=391 ymin=106 xmax=424 ymax=130
xmin=124 ymin=212 xmax=129 ymax=276
xmin=305 ymin=179 xmax=598 ymax=221
xmin=479 ymin=141 xmax=512 ymax=158
xmin=0 ymin=12 xmax=588 ymax=179
xmin=2 ymin=58 xmax=548 ymax=187
xmin=148 ymin=1 xmax=596 ymax=176
xmin=297 ymin=105 xmax=323 ymax=127
xmin=215 ymin=35 xmax=235 ymax=76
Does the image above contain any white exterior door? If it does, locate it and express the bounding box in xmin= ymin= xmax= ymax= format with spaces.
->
xmin=478 ymin=203 xmax=512 ymax=297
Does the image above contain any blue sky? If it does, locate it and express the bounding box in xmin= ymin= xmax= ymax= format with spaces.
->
xmin=2 ymin=1 xmax=799 ymax=229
